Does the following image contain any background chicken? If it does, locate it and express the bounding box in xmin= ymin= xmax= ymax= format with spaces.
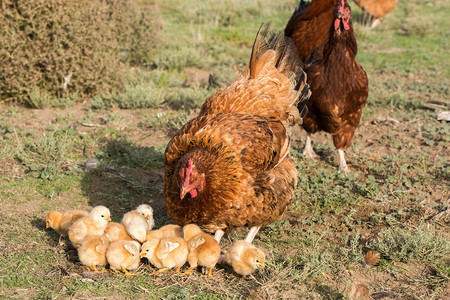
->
xmin=285 ymin=0 xmax=338 ymax=62
xmin=297 ymin=0 xmax=369 ymax=174
xmin=164 ymin=24 xmax=311 ymax=245
xmin=352 ymin=0 xmax=397 ymax=28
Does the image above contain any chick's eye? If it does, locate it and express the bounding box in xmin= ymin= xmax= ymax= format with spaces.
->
xmin=101 ymin=215 xmax=104 ymax=217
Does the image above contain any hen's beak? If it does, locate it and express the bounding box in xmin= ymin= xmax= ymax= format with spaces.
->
xmin=180 ymin=187 xmax=189 ymax=199
xmin=337 ymin=12 xmax=343 ymax=19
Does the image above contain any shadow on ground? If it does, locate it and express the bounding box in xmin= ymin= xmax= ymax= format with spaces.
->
xmin=80 ymin=138 xmax=171 ymax=225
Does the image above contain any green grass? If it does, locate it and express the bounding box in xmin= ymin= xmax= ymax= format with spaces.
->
xmin=0 ymin=0 xmax=449 ymax=298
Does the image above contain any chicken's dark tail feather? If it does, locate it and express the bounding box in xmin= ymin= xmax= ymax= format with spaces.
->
xmin=249 ymin=23 xmax=311 ymax=122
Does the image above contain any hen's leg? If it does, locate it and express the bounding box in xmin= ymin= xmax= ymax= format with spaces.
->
xmin=371 ymin=18 xmax=381 ymax=29
xmin=244 ymin=226 xmax=261 ymax=244
xmin=303 ymin=133 xmax=319 ymax=160
xmin=338 ymin=149 xmax=350 ymax=175
xmin=214 ymin=229 xmax=225 ymax=243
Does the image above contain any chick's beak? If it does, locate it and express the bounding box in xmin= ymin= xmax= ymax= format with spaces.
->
xmin=146 ymin=214 xmax=150 ymax=219
xmin=45 ymin=222 xmax=49 ymax=229
xmin=106 ymin=216 xmax=111 ymax=222
xmin=139 ymin=252 xmax=146 ymax=258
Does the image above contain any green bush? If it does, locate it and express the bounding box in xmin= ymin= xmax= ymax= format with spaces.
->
xmin=0 ymin=0 xmax=160 ymax=106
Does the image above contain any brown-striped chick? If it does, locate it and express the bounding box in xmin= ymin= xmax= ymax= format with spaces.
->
xmin=45 ymin=209 xmax=89 ymax=236
xmin=103 ymin=222 xmax=134 ymax=243
xmin=182 ymin=224 xmax=221 ymax=278
xmin=140 ymin=237 xmax=188 ymax=276
xmin=145 ymin=224 xmax=183 ymax=241
xmin=68 ymin=206 xmax=111 ymax=248
xmin=77 ymin=234 xmax=110 ymax=273
xmin=225 ymin=240 xmax=265 ymax=276
xmin=106 ymin=240 xmax=141 ymax=275
xmin=122 ymin=206 xmax=151 ymax=243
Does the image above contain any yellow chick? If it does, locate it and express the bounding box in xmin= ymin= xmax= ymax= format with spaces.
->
xmin=68 ymin=206 xmax=111 ymax=248
xmin=106 ymin=240 xmax=141 ymax=276
xmin=140 ymin=237 xmax=188 ymax=276
xmin=145 ymin=224 xmax=183 ymax=241
xmin=122 ymin=206 xmax=152 ymax=243
xmin=225 ymin=240 xmax=265 ymax=276
xmin=77 ymin=234 xmax=110 ymax=273
xmin=45 ymin=209 xmax=89 ymax=236
xmin=103 ymin=222 xmax=134 ymax=243
xmin=182 ymin=224 xmax=221 ymax=278
xmin=136 ymin=204 xmax=155 ymax=230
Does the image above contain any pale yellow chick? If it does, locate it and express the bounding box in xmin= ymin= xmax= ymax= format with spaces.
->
xmin=68 ymin=206 xmax=111 ymax=248
xmin=145 ymin=224 xmax=183 ymax=241
xmin=104 ymin=222 xmax=134 ymax=243
xmin=136 ymin=204 xmax=155 ymax=230
xmin=182 ymin=224 xmax=221 ymax=278
xmin=225 ymin=240 xmax=265 ymax=276
xmin=140 ymin=237 xmax=188 ymax=276
xmin=45 ymin=209 xmax=89 ymax=236
xmin=122 ymin=206 xmax=152 ymax=243
xmin=106 ymin=240 xmax=141 ymax=275
xmin=77 ymin=234 xmax=110 ymax=273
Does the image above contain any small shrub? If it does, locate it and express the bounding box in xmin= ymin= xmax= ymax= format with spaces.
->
xmin=0 ymin=0 xmax=160 ymax=106
xmin=369 ymin=224 xmax=450 ymax=263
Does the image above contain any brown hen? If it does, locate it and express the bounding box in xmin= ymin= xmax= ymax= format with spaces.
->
xmin=285 ymin=0 xmax=339 ymax=62
xmin=164 ymin=24 xmax=311 ymax=243
xmin=300 ymin=0 xmax=369 ymax=173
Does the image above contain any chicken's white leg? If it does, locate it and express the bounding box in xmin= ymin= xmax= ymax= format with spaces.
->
xmin=303 ymin=133 xmax=319 ymax=159
xmin=338 ymin=149 xmax=350 ymax=175
xmin=214 ymin=229 xmax=225 ymax=243
xmin=244 ymin=226 xmax=261 ymax=244
xmin=371 ymin=18 xmax=381 ymax=29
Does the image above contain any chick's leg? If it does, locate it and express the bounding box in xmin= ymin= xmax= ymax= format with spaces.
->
xmin=150 ymin=267 xmax=171 ymax=276
xmin=182 ymin=266 xmax=196 ymax=276
xmin=214 ymin=229 xmax=225 ymax=243
xmin=303 ymin=133 xmax=319 ymax=160
xmin=92 ymin=264 xmax=106 ymax=273
xmin=206 ymin=266 xmax=214 ymax=278
xmin=337 ymin=149 xmax=350 ymax=175
xmin=244 ymin=226 xmax=261 ymax=244
xmin=174 ymin=266 xmax=183 ymax=273
xmin=121 ymin=266 xmax=136 ymax=276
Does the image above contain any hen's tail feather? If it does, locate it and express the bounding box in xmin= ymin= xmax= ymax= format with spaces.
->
xmin=249 ymin=23 xmax=311 ymax=123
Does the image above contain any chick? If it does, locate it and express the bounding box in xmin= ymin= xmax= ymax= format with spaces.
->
xmin=136 ymin=204 xmax=155 ymax=231
xmin=140 ymin=237 xmax=188 ymax=275
xmin=106 ymin=240 xmax=141 ymax=275
xmin=104 ymin=222 xmax=134 ymax=243
xmin=77 ymin=234 xmax=110 ymax=273
xmin=225 ymin=240 xmax=265 ymax=276
xmin=68 ymin=206 xmax=111 ymax=248
xmin=182 ymin=224 xmax=221 ymax=278
xmin=122 ymin=205 xmax=152 ymax=243
xmin=145 ymin=224 xmax=183 ymax=241
xmin=45 ymin=209 xmax=89 ymax=236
